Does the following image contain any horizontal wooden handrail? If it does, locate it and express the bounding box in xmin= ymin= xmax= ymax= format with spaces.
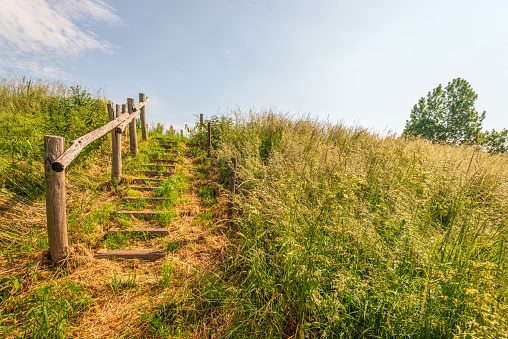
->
xmin=51 ymin=96 xmax=150 ymax=172
xmin=115 ymin=97 xmax=150 ymax=133
xmin=133 ymin=96 xmax=150 ymax=112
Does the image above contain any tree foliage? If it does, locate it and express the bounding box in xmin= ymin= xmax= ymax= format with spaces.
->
xmin=404 ymin=78 xmax=486 ymax=144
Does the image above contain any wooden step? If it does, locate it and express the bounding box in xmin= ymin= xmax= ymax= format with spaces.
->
xmin=149 ymin=158 xmax=176 ymax=164
xmin=128 ymin=178 xmax=164 ymax=185
xmin=116 ymin=210 xmax=161 ymax=219
xmin=156 ymin=139 xmax=177 ymax=145
xmin=144 ymin=164 xmax=175 ymax=171
xmin=152 ymin=149 xmax=178 ymax=154
xmin=124 ymin=197 xmax=169 ymax=202
xmin=95 ymin=249 xmax=165 ymax=261
xmin=144 ymin=170 xmax=173 ymax=178
xmin=159 ymin=145 xmax=175 ymax=150
xmin=108 ymin=227 xmax=169 ymax=237
xmin=130 ymin=186 xmax=155 ymax=192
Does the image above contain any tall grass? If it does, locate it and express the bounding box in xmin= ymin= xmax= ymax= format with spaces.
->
xmin=188 ymin=110 xmax=508 ymax=338
xmin=0 ymin=76 xmax=108 ymax=199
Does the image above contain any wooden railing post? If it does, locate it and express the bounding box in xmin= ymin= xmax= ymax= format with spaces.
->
xmin=122 ymin=104 xmax=127 ymax=136
xmin=228 ymin=157 xmax=237 ymax=219
xmin=139 ymin=93 xmax=147 ymax=141
xmin=207 ymin=121 xmax=211 ymax=157
xmin=108 ymin=104 xmax=121 ymax=184
xmin=127 ymin=98 xmax=138 ymax=155
xmin=44 ymin=135 xmax=68 ymax=264
xmin=115 ymin=104 xmax=123 ymax=179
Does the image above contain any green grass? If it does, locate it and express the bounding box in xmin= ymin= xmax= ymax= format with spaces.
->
xmin=198 ymin=185 xmax=216 ymax=207
xmin=180 ymin=110 xmax=508 ymax=338
xmin=156 ymin=260 xmax=173 ymax=287
xmin=1 ymin=282 xmax=93 ymax=338
xmin=0 ymin=76 xmax=108 ymax=199
xmin=108 ymin=272 xmax=139 ymax=293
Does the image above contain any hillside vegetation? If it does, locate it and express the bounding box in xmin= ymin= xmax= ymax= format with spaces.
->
xmin=0 ymin=76 xmax=108 ymax=199
xmin=185 ymin=111 xmax=508 ymax=338
xmin=1 ymin=76 xmax=507 ymax=337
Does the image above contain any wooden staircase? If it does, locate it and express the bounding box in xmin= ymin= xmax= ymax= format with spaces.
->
xmin=95 ymin=138 xmax=179 ymax=261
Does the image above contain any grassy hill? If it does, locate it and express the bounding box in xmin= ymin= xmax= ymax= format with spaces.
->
xmin=0 ymin=77 xmax=506 ymax=338
xmin=184 ymin=111 xmax=508 ymax=338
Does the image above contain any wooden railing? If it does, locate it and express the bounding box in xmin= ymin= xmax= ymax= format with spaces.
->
xmin=43 ymin=93 xmax=149 ymax=264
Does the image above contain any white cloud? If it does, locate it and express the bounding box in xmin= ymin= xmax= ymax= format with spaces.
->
xmin=0 ymin=0 xmax=121 ymax=77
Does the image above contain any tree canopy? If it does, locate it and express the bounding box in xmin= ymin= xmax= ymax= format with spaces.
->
xmin=403 ymin=78 xmax=486 ymax=144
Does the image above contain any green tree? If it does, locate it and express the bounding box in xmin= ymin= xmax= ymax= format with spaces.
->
xmin=404 ymin=78 xmax=486 ymax=144
xmin=481 ymin=128 xmax=508 ymax=154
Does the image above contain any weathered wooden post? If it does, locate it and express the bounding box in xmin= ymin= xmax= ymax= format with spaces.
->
xmin=200 ymin=114 xmax=204 ymax=127
xmin=108 ymin=104 xmax=121 ymax=184
xmin=122 ymin=104 xmax=127 ymax=136
xmin=139 ymin=93 xmax=148 ymax=141
xmin=228 ymin=157 xmax=237 ymax=219
xmin=127 ymin=98 xmax=138 ymax=155
xmin=44 ymin=135 xmax=68 ymax=264
xmin=115 ymin=104 xmax=123 ymax=179
xmin=207 ymin=121 xmax=211 ymax=157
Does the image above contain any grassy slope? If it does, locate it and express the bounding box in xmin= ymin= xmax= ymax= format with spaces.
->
xmin=0 ymin=78 xmax=229 ymax=338
xmin=1 ymin=76 xmax=507 ymax=338
xmin=180 ymin=111 xmax=508 ymax=338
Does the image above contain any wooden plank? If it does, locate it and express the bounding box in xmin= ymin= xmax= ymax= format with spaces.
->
xmin=95 ymin=249 xmax=165 ymax=261
xmin=116 ymin=210 xmax=161 ymax=219
xmin=144 ymin=164 xmax=175 ymax=171
xmin=156 ymin=138 xmax=177 ymax=144
xmin=130 ymin=186 xmax=154 ymax=192
xmin=149 ymin=158 xmax=176 ymax=164
xmin=159 ymin=144 xmax=174 ymax=149
xmin=108 ymin=227 xmax=169 ymax=236
xmin=124 ymin=197 xmax=169 ymax=202
xmin=152 ymin=149 xmax=178 ymax=154
xmin=144 ymin=171 xmax=173 ymax=178
xmin=128 ymin=178 xmax=163 ymax=185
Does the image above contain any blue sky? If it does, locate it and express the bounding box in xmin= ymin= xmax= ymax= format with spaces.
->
xmin=1 ymin=0 xmax=508 ymax=134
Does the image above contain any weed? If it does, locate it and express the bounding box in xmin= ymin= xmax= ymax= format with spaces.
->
xmin=165 ymin=241 xmax=181 ymax=253
xmin=157 ymin=210 xmax=177 ymax=227
xmin=104 ymin=233 xmax=129 ymax=249
xmin=198 ymin=185 xmax=216 ymax=207
xmin=109 ymin=271 xmax=139 ymax=293
xmin=156 ymin=261 xmax=173 ymax=287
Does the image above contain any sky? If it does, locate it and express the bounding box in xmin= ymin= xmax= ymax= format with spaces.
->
xmin=1 ymin=0 xmax=508 ymax=134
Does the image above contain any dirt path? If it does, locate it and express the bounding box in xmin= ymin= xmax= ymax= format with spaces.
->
xmin=64 ymin=138 xmax=229 ymax=338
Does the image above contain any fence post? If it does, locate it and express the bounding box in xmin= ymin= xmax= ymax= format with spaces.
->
xmin=200 ymin=114 xmax=204 ymax=127
xmin=207 ymin=121 xmax=211 ymax=157
xmin=127 ymin=98 xmax=138 ymax=155
xmin=115 ymin=104 xmax=123 ymax=179
xmin=228 ymin=157 xmax=237 ymax=219
xmin=44 ymin=135 xmax=68 ymax=264
xmin=139 ymin=93 xmax=148 ymax=141
xmin=108 ymin=104 xmax=121 ymax=184
xmin=122 ymin=104 xmax=127 ymax=136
